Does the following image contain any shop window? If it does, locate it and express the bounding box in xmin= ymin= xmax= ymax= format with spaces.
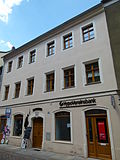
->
xmin=14 ymin=82 xmax=21 ymax=98
xmin=13 ymin=114 xmax=23 ymax=136
xmin=18 ymin=56 xmax=23 ymax=68
xmin=63 ymin=32 xmax=73 ymax=49
xmin=82 ymin=23 xmax=94 ymax=42
xmin=29 ymin=49 xmax=36 ymax=63
xmin=64 ymin=67 xmax=74 ymax=88
xmin=47 ymin=41 xmax=55 ymax=56
xmin=85 ymin=61 xmax=100 ymax=84
xmin=4 ymin=85 xmax=9 ymax=100
xmin=55 ymin=111 xmax=71 ymax=141
xmin=7 ymin=61 xmax=13 ymax=72
xmin=46 ymin=72 xmax=54 ymax=92
xmin=27 ymin=78 xmax=34 ymax=95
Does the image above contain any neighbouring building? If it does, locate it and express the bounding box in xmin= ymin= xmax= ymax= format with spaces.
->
xmin=0 ymin=0 xmax=120 ymax=160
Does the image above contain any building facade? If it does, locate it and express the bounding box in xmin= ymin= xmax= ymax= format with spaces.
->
xmin=0 ymin=0 xmax=120 ymax=160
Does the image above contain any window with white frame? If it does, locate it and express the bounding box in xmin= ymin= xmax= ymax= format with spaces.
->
xmin=29 ymin=49 xmax=36 ymax=63
xmin=18 ymin=56 xmax=23 ymax=68
xmin=82 ymin=23 xmax=94 ymax=42
xmin=63 ymin=67 xmax=75 ymax=89
xmin=55 ymin=111 xmax=71 ymax=141
xmin=46 ymin=72 xmax=54 ymax=92
xmin=85 ymin=61 xmax=100 ymax=84
xmin=63 ymin=32 xmax=73 ymax=49
xmin=47 ymin=41 xmax=55 ymax=56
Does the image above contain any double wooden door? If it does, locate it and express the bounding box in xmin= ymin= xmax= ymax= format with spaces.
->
xmin=86 ymin=115 xmax=112 ymax=160
xmin=32 ymin=118 xmax=43 ymax=148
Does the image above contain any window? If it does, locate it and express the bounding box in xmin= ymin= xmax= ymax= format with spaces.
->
xmin=82 ymin=23 xmax=94 ymax=42
xmin=7 ymin=61 xmax=13 ymax=72
xmin=13 ymin=114 xmax=23 ymax=136
xmin=4 ymin=85 xmax=9 ymax=100
xmin=85 ymin=62 xmax=100 ymax=84
xmin=63 ymin=32 xmax=73 ymax=49
xmin=47 ymin=41 xmax=55 ymax=56
xmin=46 ymin=72 xmax=54 ymax=92
xmin=18 ymin=56 xmax=23 ymax=68
xmin=64 ymin=67 xmax=74 ymax=88
xmin=55 ymin=111 xmax=71 ymax=141
xmin=29 ymin=50 xmax=36 ymax=63
xmin=27 ymin=78 xmax=34 ymax=95
xmin=14 ymin=82 xmax=21 ymax=98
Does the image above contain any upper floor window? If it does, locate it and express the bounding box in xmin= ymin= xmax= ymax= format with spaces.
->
xmin=47 ymin=41 xmax=55 ymax=56
xmin=64 ymin=67 xmax=74 ymax=89
xmin=18 ymin=56 xmax=23 ymax=68
xmin=13 ymin=114 xmax=23 ymax=136
xmin=29 ymin=50 xmax=36 ymax=63
xmin=82 ymin=23 xmax=94 ymax=42
xmin=7 ymin=61 xmax=13 ymax=72
xmin=46 ymin=72 xmax=54 ymax=92
xmin=85 ymin=61 xmax=100 ymax=84
xmin=27 ymin=78 xmax=34 ymax=95
xmin=55 ymin=111 xmax=71 ymax=141
xmin=4 ymin=85 xmax=9 ymax=100
xmin=63 ymin=32 xmax=73 ymax=49
xmin=14 ymin=82 xmax=21 ymax=98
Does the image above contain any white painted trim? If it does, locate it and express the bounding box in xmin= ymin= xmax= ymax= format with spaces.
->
xmin=80 ymin=21 xmax=96 ymax=45
xmin=82 ymin=107 xmax=115 ymax=160
xmin=29 ymin=111 xmax=45 ymax=149
xmin=45 ymin=39 xmax=56 ymax=58
xmin=61 ymin=30 xmax=74 ymax=52
xmin=107 ymin=109 xmax=116 ymax=160
xmin=52 ymin=109 xmax=73 ymax=144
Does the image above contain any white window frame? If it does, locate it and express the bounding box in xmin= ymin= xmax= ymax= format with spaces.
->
xmin=52 ymin=110 xmax=73 ymax=144
xmin=45 ymin=39 xmax=56 ymax=57
xmin=80 ymin=21 xmax=96 ymax=45
xmin=82 ymin=58 xmax=103 ymax=86
xmin=61 ymin=30 xmax=74 ymax=52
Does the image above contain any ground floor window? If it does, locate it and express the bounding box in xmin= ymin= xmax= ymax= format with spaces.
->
xmin=0 ymin=116 xmax=6 ymax=133
xmin=55 ymin=111 xmax=71 ymax=141
xmin=13 ymin=114 xmax=23 ymax=136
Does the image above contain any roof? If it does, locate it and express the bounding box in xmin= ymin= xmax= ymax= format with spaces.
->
xmin=3 ymin=2 xmax=104 ymax=61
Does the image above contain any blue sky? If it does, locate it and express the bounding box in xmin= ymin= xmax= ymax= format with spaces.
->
xmin=0 ymin=0 xmax=100 ymax=51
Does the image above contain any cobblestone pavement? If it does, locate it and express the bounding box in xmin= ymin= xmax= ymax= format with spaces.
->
xmin=0 ymin=144 xmax=97 ymax=160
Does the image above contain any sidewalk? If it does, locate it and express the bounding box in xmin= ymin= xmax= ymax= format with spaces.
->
xmin=0 ymin=144 xmax=97 ymax=160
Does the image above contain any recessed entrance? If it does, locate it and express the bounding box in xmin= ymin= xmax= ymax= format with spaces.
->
xmin=32 ymin=117 xmax=43 ymax=148
xmin=85 ymin=109 xmax=112 ymax=160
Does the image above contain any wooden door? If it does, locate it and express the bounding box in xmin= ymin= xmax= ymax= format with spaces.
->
xmin=86 ymin=115 xmax=112 ymax=160
xmin=32 ymin=118 xmax=43 ymax=148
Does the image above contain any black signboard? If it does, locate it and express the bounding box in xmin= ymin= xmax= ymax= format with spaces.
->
xmin=23 ymin=127 xmax=32 ymax=139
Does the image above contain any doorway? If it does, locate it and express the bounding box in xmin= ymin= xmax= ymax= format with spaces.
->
xmin=0 ymin=116 xmax=7 ymax=142
xmin=32 ymin=117 xmax=43 ymax=148
xmin=85 ymin=109 xmax=112 ymax=160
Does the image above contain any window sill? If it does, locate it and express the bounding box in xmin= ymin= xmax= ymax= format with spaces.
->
xmin=29 ymin=61 xmax=35 ymax=64
xmin=53 ymin=140 xmax=73 ymax=145
xmin=46 ymin=53 xmax=55 ymax=57
xmin=62 ymin=86 xmax=75 ymax=90
xmin=83 ymin=37 xmax=95 ymax=43
xmin=85 ymin=81 xmax=101 ymax=86
xmin=44 ymin=90 xmax=54 ymax=93
xmin=63 ymin=46 xmax=73 ymax=51
xmin=12 ymin=97 xmax=19 ymax=99
xmin=25 ymin=94 xmax=33 ymax=96
xmin=2 ymin=99 xmax=8 ymax=101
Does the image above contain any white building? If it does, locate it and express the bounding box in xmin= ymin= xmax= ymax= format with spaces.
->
xmin=0 ymin=0 xmax=120 ymax=160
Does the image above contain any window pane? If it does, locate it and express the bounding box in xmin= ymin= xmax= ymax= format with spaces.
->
xmin=13 ymin=115 xmax=23 ymax=136
xmin=88 ymin=118 xmax=93 ymax=142
xmin=55 ymin=112 xmax=71 ymax=141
